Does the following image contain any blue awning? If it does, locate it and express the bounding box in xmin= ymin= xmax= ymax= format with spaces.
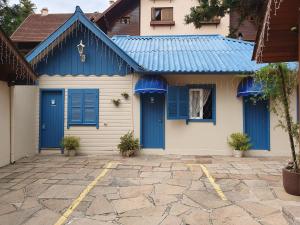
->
xmin=135 ymin=76 xmax=167 ymax=94
xmin=237 ymin=77 xmax=263 ymax=97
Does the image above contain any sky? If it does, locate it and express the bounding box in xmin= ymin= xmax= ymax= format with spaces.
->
xmin=9 ymin=0 xmax=110 ymax=13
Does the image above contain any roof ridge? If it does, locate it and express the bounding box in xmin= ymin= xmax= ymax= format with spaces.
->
xmin=112 ymin=34 xmax=223 ymax=39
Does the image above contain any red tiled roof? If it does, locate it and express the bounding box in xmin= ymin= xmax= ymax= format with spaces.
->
xmin=11 ymin=13 xmax=100 ymax=42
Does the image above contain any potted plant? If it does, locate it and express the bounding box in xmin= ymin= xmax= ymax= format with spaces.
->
xmin=228 ymin=132 xmax=251 ymax=158
xmin=61 ymin=136 xmax=80 ymax=156
xmin=118 ymin=131 xmax=140 ymax=157
xmin=255 ymin=63 xmax=300 ymax=196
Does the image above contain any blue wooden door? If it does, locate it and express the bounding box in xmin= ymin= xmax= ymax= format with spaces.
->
xmin=40 ymin=90 xmax=64 ymax=149
xmin=141 ymin=94 xmax=165 ymax=148
xmin=244 ymin=97 xmax=270 ymax=150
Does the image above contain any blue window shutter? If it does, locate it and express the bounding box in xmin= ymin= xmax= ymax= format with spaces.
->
xmin=83 ymin=89 xmax=99 ymax=128
xmin=68 ymin=90 xmax=83 ymax=127
xmin=68 ymin=89 xmax=99 ymax=128
xmin=167 ymin=86 xmax=189 ymax=120
xmin=178 ymin=86 xmax=189 ymax=119
xmin=167 ymin=86 xmax=178 ymax=119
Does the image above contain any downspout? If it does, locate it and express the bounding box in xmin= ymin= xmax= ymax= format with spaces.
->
xmin=8 ymin=81 xmax=15 ymax=164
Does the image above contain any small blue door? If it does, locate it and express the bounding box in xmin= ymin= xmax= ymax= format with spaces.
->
xmin=141 ymin=94 xmax=165 ymax=148
xmin=40 ymin=90 xmax=64 ymax=149
xmin=244 ymin=97 xmax=270 ymax=150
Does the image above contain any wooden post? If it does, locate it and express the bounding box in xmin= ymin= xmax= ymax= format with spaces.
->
xmin=298 ymin=10 xmax=300 ymax=147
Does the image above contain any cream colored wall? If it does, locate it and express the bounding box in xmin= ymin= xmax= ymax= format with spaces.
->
xmin=0 ymin=81 xmax=11 ymax=167
xmin=36 ymin=74 xmax=296 ymax=156
xmin=11 ymin=86 xmax=38 ymax=161
xmin=37 ymin=75 xmax=135 ymax=154
xmin=133 ymin=75 xmax=296 ymax=156
xmin=140 ymin=0 xmax=230 ymax=36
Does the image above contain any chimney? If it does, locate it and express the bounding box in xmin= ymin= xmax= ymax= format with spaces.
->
xmin=109 ymin=0 xmax=115 ymax=5
xmin=41 ymin=8 xmax=49 ymax=16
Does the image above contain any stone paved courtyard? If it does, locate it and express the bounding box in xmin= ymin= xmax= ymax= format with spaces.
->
xmin=0 ymin=153 xmax=300 ymax=225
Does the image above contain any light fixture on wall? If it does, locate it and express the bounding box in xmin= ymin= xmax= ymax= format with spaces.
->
xmin=77 ymin=40 xmax=86 ymax=62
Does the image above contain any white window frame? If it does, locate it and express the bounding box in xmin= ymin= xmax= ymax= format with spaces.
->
xmin=189 ymin=88 xmax=204 ymax=119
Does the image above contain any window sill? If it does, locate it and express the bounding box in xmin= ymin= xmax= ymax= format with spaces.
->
xmin=68 ymin=123 xmax=99 ymax=129
xmin=187 ymin=119 xmax=216 ymax=125
xmin=199 ymin=19 xmax=220 ymax=25
xmin=150 ymin=21 xmax=175 ymax=26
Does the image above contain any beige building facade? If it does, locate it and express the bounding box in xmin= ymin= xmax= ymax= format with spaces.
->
xmin=33 ymin=74 xmax=296 ymax=157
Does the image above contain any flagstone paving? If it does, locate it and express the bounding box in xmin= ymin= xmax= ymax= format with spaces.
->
xmin=0 ymin=154 xmax=300 ymax=225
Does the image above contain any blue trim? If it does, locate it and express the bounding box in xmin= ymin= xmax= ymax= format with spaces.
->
xmin=186 ymin=84 xmax=216 ymax=125
xmin=140 ymin=95 xmax=143 ymax=148
xmin=26 ymin=6 xmax=144 ymax=73
xmin=39 ymin=89 xmax=65 ymax=154
xmin=67 ymin=89 xmax=99 ymax=129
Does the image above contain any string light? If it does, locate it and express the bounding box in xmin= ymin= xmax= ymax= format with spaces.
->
xmin=256 ymin=0 xmax=283 ymax=62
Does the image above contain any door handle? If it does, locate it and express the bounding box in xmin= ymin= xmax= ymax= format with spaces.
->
xmin=42 ymin=124 xmax=46 ymax=130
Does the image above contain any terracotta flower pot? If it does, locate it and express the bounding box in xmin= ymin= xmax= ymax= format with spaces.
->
xmin=282 ymin=167 xmax=300 ymax=196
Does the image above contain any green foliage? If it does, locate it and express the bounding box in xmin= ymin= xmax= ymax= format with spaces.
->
xmin=118 ymin=131 xmax=140 ymax=157
xmin=0 ymin=0 xmax=36 ymax=36
xmin=228 ymin=132 xmax=251 ymax=151
xmin=112 ymin=99 xmax=121 ymax=107
xmin=61 ymin=136 xmax=80 ymax=151
xmin=254 ymin=63 xmax=299 ymax=170
xmin=185 ymin=0 xmax=264 ymax=30
xmin=254 ymin=63 xmax=299 ymax=142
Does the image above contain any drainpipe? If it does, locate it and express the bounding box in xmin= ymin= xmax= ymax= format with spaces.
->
xmin=8 ymin=81 xmax=15 ymax=164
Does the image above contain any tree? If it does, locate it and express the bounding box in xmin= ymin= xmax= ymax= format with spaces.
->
xmin=0 ymin=0 xmax=36 ymax=36
xmin=254 ymin=63 xmax=299 ymax=171
xmin=185 ymin=0 xmax=265 ymax=36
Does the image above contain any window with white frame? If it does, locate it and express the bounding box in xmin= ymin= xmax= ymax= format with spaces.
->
xmin=189 ymin=88 xmax=213 ymax=120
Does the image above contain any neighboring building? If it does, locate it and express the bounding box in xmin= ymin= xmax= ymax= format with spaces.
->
xmin=25 ymin=7 xmax=296 ymax=156
xmin=0 ymin=27 xmax=37 ymax=167
xmin=139 ymin=0 xmax=229 ymax=36
xmin=11 ymin=0 xmax=257 ymax=54
xmin=10 ymin=8 xmax=100 ymax=54
xmin=95 ymin=0 xmax=140 ymax=37
xmin=230 ymin=9 xmax=257 ymax=41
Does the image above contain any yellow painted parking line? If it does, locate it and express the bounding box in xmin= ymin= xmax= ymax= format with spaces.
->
xmin=54 ymin=161 xmax=118 ymax=225
xmin=188 ymin=164 xmax=227 ymax=201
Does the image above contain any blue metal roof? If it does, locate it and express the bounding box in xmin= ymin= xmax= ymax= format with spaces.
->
xmin=112 ymin=35 xmax=266 ymax=74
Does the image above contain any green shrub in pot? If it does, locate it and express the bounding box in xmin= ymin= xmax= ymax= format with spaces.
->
xmin=61 ymin=136 xmax=80 ymax=156
xmin=228 ymin=133 xmax=251 ymax=158
xmin=118 ymin=131 xmax=140 ymax=157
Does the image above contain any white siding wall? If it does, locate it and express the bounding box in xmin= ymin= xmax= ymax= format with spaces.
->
xmin=0 ymin=81 xmax=10 ymax=167
xmin=37 ymin=75 xmax=134 ymax=154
